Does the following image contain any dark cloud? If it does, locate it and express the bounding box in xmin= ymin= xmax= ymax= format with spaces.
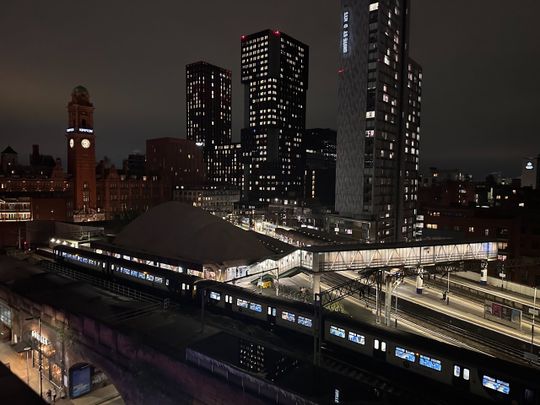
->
xmin=1 ymin=0 xmax=538 ymax=179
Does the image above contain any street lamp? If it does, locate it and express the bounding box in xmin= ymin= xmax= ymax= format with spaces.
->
xmin=23 ymin=346 xmax=31 ymax=385
xmin=26 ymin=316 xmax=43 ymax=398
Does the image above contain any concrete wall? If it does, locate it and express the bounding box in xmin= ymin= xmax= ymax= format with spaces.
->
xmin=456 ymin=271 xmax=536 ymax=298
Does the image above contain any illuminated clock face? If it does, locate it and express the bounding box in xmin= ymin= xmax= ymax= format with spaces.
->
xmin=69 ymin=139 xmax=74 ymax=148
xmin=81 ymin=139 xmax=91 ymax=149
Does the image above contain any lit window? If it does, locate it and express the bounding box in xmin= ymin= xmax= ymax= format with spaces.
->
xmin=330 ymin=326 xmax=346 ymax=338
xmin=348 ymin=331 xmax=365 ymax=345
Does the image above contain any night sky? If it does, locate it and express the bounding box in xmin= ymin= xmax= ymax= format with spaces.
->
xmin=2 ymin=0 xmax=539 ymax=178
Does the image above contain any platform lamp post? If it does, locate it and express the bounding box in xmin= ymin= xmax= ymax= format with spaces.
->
xmin=531 ymin=287 xmax=538 ymax=353
xmin=26 ymin=316 xmax=43 ymax=398
xmin=446 ymin=270 xmax=450 ymax=305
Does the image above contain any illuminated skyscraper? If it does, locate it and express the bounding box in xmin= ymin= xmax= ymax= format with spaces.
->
xmin=186 ymin=61 xmax=232 ymax=180
xmin=240 ymin=30 xmax=309 ymax=205
xmin=335 ymin=0 xmax=422 ymax=242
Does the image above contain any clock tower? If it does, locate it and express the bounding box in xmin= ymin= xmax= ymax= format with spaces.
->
xmin=66 ymin=85 xmax=97 ymax=215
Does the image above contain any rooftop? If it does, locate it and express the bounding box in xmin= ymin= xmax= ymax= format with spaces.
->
xmin=113 ymin=202 xmax=275 ymax=266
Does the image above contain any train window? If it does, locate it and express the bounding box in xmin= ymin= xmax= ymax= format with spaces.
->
xmin=181 ymin=283 xmax=186 ymax=290
xmin=453 ymin=365 xmax=461 ymax=377
xmin=267 ymin=306 xmax=272 ymax=315
xmin=381 ymin=341 xmax=387 ymax=352
xmin=463 ymin=368 xmax=470 ymax=381
xmin=249 ymin=303 xmax=262 ymax=313
xmin=102 ymin=263 xmax=106 ymax=268
xmin=419 ymin=355 xmax=442 ymax=371
xmin=348 ymin=332 xmax=365 ymax=345
xmin=236 ymin=298 xmax=246 ymax=307
xmin=395 ymin=347 xmax=415 ymax=362
xmin=482 ymin=375 xmax=510 ymax=395
xmin=166 ymin=279 xmax=169 ymax=286
xmin=111 ymin=264 xmax=115 ymax=270
xmin=282 ymin=311 xmax=296 ymax=323
xmin=155 ymin=277 xmax=163 ymax=284
xmin=146 ymin=274 xmax=155 ymax=282
xmin=330 ymin=326 xmax=345 ymax=338
xmin=298 ymin=316 xmax=312 ymax=328
xmin=209 ymin=291 xmax=221 ymax=301
xmin=374 ymin=339 xmax=380 ymax=350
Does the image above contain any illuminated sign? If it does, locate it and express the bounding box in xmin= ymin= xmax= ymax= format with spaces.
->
xmin=526 ymin=161 xmax=534 ymax=170
xmin=342 ymin=11 xmax=350 ymax=54
xmin=31 ymin=330 xmax=49 ymax=345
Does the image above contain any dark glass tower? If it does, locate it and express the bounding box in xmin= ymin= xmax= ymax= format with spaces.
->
xmin=335 ymin=0 xmax=422 ymax=242
xmin=240 ymin=30 xmax=309 ymax=205
xmin=186 ymin=61 xmax=232 ymax=179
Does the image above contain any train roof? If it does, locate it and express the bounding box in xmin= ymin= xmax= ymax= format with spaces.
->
xmin=199 ymin=280 xmax=314 ymax=313
xmin=327 ymin=311 xmax=540 ymax=382
xmin=55 ymin=245 xmax=201 ymax=282
xmin=91 ymin=241 xmax=202 ymax=270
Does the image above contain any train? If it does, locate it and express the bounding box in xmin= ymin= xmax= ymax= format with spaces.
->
xmin=50 ymin=244 xmax=540 ymax=403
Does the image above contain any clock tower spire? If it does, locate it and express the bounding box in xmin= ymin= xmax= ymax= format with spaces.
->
xmin=66 ymin=85 xmax=97 ymax=217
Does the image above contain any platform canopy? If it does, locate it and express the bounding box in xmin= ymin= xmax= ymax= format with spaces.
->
xmin=113 ymin=202 xmax=274 ymax=266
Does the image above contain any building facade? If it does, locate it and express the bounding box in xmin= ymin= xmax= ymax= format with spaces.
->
xmin=240 ymin=29 xmax=309 ymax=205
xmin=145 ymin=137 xmax=205 ymax=189
xmin=186 ymin=61 xmax=232 ymax=180
xmin=521 ymin=156 xmax=540 ymax=189
xmin=335 ymin=0 xmax=422 ymax=242
xmin=208 ymin=143 xmax=243 ymax=188
xmin=303 ymin=128 xmax=337 ymax=208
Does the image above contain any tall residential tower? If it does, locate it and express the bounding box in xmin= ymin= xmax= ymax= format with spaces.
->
xmin=240 ymin=30 xmax=309 ymax=205
xmin=335 ymin=0 xmax=422 ymax=242
xmin=186 ymin=61 xmax=232 ymax=180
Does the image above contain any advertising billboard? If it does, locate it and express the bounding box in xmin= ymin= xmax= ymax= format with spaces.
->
xmin=69 ymin=363 xmax=92 ymax=399
xmin=484 ymin=301 xmax=522 ymax=330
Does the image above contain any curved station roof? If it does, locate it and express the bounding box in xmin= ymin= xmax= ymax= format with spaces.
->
xmin=113 ymin=202 xmax=274 ymax=266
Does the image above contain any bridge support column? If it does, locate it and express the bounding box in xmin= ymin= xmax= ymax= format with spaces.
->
xmin=311 ymin=253 xmax=320 ymax=300
xmin=312 ymin=274 xmax=320 ymax=299
xmin=416 ymin=267 xmax=424 ymax=294
xmin=384 ymin=275 xmax=393 ymax=327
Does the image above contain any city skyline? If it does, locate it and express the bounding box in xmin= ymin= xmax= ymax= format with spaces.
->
xmin=2 ymin=0 xmax=540 ymax=178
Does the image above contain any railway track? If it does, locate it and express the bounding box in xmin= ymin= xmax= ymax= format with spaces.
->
xmin=321 ymin=272 xmax=540 ymax=368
